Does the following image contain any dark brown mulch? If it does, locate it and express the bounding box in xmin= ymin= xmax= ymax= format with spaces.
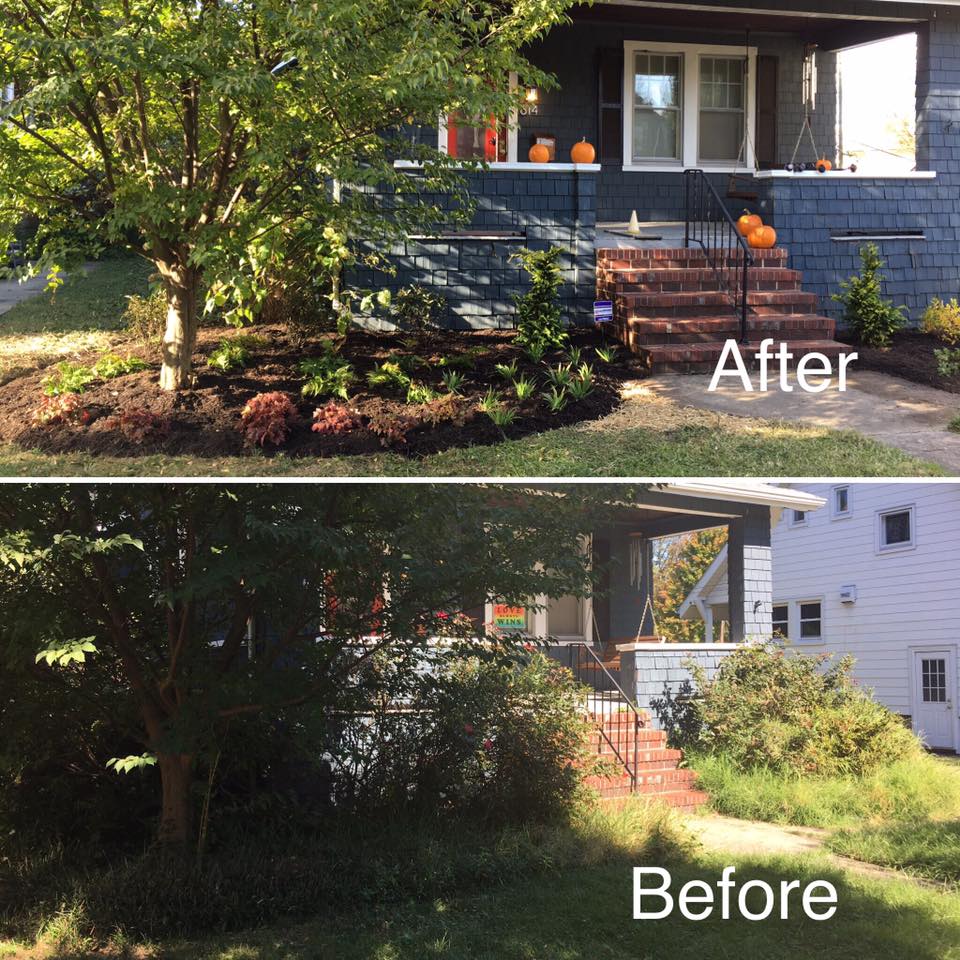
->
xmin=837 ymin=329 xmax=960 ymax=394
xmin=0 ymin=325 xmax=645 ymax=458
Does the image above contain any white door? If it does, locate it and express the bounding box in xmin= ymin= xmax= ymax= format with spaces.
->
xmin=913 ymin=650 xmax=957 ymax=751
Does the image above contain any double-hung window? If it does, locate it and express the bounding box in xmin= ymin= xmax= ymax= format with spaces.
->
xmin=624 ymin=41 xmax=756 ymax=171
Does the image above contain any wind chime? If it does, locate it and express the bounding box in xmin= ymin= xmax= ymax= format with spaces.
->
xmin=726 ymin=30 xmax=760 ymax=201
xmin=784 ymin=44 xmax=857 ymax=173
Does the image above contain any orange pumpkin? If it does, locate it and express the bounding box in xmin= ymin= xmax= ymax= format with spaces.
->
xmin=748 ymin=225 xmax=777 ymax=249
xmin=570 ymin=138 xmax=596 ymax=164
xmin=528 ymin=143 xmax=550 ymax=163
xmin=737 ymin=212 xmax=762 ymax=237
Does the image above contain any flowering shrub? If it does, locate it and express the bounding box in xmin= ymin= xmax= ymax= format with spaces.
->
xmin=32 ymin=393 xmax=90 ymax=426
xmin=239 ymin=391 xmax=297 ymax=446
xmin=311 ymin=402 xmax=362 ymax=434
xmin=685 ymin=643 xmax=918 ymax=776
xmin=920 ymin=296 xmax=960 ymax=345
xmin=104 ymin=407 xmax=170 ymax=443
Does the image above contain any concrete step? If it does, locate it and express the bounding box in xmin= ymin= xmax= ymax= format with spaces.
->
xmin=620 ymin=314 xmax=836 ymax=345
xmin=638 ymin=338 xmax=849 ymax=373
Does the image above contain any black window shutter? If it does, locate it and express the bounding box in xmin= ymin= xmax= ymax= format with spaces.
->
xmin=597 ymin=48 xmax=623 ymax=163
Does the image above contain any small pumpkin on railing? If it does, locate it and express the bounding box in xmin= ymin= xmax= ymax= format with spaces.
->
xmin=570 ymin=138 xmax=596 ymax=164
xmin=748 ymin=224 xmax=778 ymax=249
xmin=528 ymin=143 xmax=550 ymax=163
xmin=737 ymin=211 xmax=762 ymax=236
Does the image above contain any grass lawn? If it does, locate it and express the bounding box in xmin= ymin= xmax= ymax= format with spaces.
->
xmin=0 ymin=257 xmax=943 ymax=477
xmin=3 ymin=847 xmax=958 ymax=959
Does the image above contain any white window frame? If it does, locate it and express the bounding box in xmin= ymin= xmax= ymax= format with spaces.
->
xmin=771 ymin=602 xmax=789 ymax=640
xmin=795 ymin=599 xmax=823 ymax=644
xmin=877 ymin=503 xmax=916 ymax=555
xmin=831 ymin=485 xmax=852 ymax=520
xmin=437 ymin=72 xmax=518 ymax=164
xmin=623 ymin=40 xmax=757 ymax=173
xmin=789 ymin=508 xmax=808 ymax=528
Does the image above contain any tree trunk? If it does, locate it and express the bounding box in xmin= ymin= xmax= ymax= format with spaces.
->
xmin=157 ymin=752 xmax=194 ymax=847
xmin=158 ymin=262 xmax=199 ymax=391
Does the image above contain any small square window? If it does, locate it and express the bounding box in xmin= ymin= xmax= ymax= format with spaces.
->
xmin=879 ymin=506 xmax=915 ymax=551
xmin=790 ymin=509 xmax=807 ymax=526
xmin=798 ymin=601 xmax=822 ymax=640
xmin=772 ymin=604 xmax=789 ymax=639
xmin=832 ymin=486 xmax=851 ymax=518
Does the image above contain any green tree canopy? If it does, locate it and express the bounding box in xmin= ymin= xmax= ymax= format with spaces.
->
xmin=0 ymin=0 xmax=575 ymax=389
xmin=0 ymin=483 xmax=620 ymax=845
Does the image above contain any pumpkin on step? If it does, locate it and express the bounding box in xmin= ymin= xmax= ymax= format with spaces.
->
xmin=570 ymin=138 xmax=596 ymax=164
xmin=737 ymin=211 xmax=762 ymax=236
xmin=528 ymin=143 xmax=550 ymax=163
xmin=748 ymin=224 xmax=777 ymax=249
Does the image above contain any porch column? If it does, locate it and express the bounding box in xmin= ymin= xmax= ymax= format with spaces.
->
xmin=727 ymin=505 xmax=772 ymax=644
xmin=703 ymin=605 xmax=715 ymax=644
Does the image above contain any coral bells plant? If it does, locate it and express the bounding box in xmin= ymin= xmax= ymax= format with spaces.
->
xmin=32 ymin=393 xmax=90 ymax=427
xmin=311 ymin=402 xmax=362 ymax=435
xmin=239 ymin=392 xmax=298 ymax=447
xmin=105 ymin=408 xmax=170 ymax=444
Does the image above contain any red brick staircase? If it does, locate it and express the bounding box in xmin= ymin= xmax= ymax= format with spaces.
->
xmin=571 ymin=641 xmax=706 ymax=811
xmin=596 ymin=246 xmax=847 ymax=372
xmin=582 ymin=709 xmax=708 ymax=810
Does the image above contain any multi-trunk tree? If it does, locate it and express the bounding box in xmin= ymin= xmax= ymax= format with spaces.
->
xmin=0 ymin=483 xmax=619 ymax=847
xmin=0 ymin=0 xmax=574 ymax=389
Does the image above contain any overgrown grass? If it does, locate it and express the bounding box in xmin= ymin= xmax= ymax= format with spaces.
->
xmin=0 ymin=802 xmax=685 ymax=946
xmin=690 ymin=751 xmax=960 ymax=829
xmin=828 ymin=820 xmax=960 ymax=886
xmin=4 ymin=841 xmax=960 ymax=959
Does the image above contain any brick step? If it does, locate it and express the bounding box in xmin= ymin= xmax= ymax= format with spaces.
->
xmin=621 ymin=314 xmax=836 ymax=345
xmin=597 ymin=246 xmax=787 ymax=264
xmin=597 ymin=251 xmax=787 ymax=272
xmin=616 ymin=289 xmax=818 ymax=318
xmin=586 ymin=730 xmax=668 ymax=750
xmin=600 ymin=789 xmax=710 ymax=810
xmin=583 ymin=770 xmax=698 ymax=797
xmin=597 ymin=267 xmax=802 ymax=294
xmin=638 ymin=339 xmax=849 ymax=373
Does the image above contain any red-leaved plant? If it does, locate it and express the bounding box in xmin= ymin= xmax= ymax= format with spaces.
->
xmin=105 ymin=407 xmax=170 ymax=444
xmin=312 ymin=402 xmax=362 ymax=435
xmin=32 ymin=393 xmax=90 ymax=427
xmin=239 ymin=391 xmax=298 ymax=446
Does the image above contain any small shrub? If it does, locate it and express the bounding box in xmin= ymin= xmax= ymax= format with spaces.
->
xmin=441 ymin=369 xmax=466 ymax=394
xmin=122 ymin=289 xmax=166 ymax=342
xmin=920 ymin=296 xmax=960 ymax=344
xmin=392 ymin=284 xmax=447 ymax=331
xmin=831 ymin=243 xmax=906 ymax=347
xmin=300 ymin=355 xmax=355 ymax=399
xmin=513 ymin=374 xmax=537 ymax=401
xmin=690 ymin=643 xmax=920 ymax=777
xmin=544 ymin=363 xmax=574 ymax=390
xmin=239 ymin=391 xmax=298 ymax=447
xmin=32 ymin=393 xmax=90 ymax=427
xmin=93 ymin=353 xmax=149 ymax=379
xmin=42 ymin=361 xmax=95 ymax=396
xmin=311 ymin=402 xmax=362 ymax=435
xmin=367 ymin=361 xmax=412 ymax=392
xmin=934 ymin=346 xmax=960 ymax=378
xmin=512 ymin=246 xmax=568 ymax=353
xmin=595 ymin=344 xmax=620 ymax=363
xmin=406 ymin=381 xmax=439 ymax=405
xmin=542 ymin=385 xmax=568 ymax=413
xmin=367 ymin=410 xmax=417 ymax=447
xmin=104 ymin=407 xmax=170 ymax=444
xmin=949 ymin=413 xmax=960 ymax=433
xmin=419 ymin=393 xmax=470 ymax=428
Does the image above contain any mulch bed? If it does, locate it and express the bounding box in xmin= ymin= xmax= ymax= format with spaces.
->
xmin=0 ymin=325 xmax=645 ymax=458
xmin=837 ymin=330 xmax=960 ymax=395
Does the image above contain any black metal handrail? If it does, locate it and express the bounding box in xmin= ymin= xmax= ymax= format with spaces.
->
xmin=569 ymin=641 xmax=644 ymax=793
xmin=683 ymin=169 xmax=753 ymax=344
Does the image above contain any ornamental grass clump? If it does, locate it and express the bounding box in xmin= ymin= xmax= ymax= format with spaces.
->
xmin=681 ymin=643 xmax=919 ymax=777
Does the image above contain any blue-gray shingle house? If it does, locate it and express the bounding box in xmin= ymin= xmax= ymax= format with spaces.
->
xmin=352 ymin=0 xmax=960 ymax=368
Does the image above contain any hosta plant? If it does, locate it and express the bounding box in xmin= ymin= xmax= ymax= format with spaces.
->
xmin=300 ymin=356 xmax=355 ymax=399
xmin=93 ymin=353 xmax=150 ymax=379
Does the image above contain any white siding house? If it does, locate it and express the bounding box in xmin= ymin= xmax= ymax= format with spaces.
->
xmin=679 ymin=483 xmax=960 ymax=753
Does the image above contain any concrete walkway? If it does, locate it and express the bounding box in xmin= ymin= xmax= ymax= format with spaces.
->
xmin=685 ymin=812 xmax=940 ymax=888
xmin=0 ymin=273 xmax=51 ymax=317
xmin=648 ymin=369 xmax=960 ymax=475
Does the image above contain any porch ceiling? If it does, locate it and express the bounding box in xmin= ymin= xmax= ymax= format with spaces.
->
xmin=578 ymin=1 xmax=923 ymax=50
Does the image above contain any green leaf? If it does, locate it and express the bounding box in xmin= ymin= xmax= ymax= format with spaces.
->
xmin=35 ymin=637 xmax=98 ymax=668
xmin=107 ymin=754 xmax=157 ymax=775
